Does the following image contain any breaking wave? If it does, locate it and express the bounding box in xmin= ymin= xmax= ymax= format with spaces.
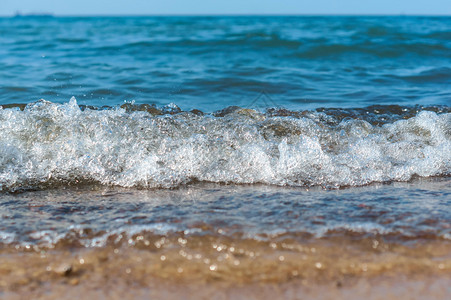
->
xmin=0 ymin=98 xmax=449 ymax=191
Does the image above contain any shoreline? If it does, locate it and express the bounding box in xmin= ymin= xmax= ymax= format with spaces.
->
xmin=1 ymin=179 xmax=450 ymax=298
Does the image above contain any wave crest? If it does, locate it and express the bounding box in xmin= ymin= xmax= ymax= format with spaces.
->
xmin=0 ymin=98 xmax=449 ymax=191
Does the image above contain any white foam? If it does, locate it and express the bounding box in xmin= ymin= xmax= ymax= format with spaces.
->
xmin=0 ymin=98 xmax=449 ymax=191
xmin=0 ymin=231 xmax=15 ymax=243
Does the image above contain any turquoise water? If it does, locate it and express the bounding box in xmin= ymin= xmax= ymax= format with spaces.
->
xmin=1 ymin=16 xmax=450 ymax=110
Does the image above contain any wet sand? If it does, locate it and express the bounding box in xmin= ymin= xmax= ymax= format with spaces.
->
xmin=1 ymin=237 xmax=451 ymax=299
xmin=3 ymin=276 xmax=451 ymax=300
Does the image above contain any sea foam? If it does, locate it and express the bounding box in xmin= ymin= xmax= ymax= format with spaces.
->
xmin=0 ymin=98 xmax=449 ymax=191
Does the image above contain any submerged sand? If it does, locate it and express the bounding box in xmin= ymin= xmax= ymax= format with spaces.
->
xmin=1 ymin=236 xmax=451 ymax=299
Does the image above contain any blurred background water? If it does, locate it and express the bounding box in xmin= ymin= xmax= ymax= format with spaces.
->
xmin=1 ymin=16 xmax=450 ymax=111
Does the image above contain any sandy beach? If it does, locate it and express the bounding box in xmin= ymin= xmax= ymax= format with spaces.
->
xmin=1 ymin=226 xmax=451 ymax=299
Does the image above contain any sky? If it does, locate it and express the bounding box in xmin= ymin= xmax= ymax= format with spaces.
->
xmin=1 ymin=0 xmax=450 ymax=16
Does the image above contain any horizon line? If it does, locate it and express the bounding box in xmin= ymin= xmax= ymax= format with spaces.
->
xmin=2 ymin=13 xmax=451 ymax=17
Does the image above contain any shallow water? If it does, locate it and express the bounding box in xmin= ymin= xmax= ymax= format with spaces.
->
xmin=0 ymin=178 xmax=450 ymax=289
xmin=0 ymin=178 xmax=450 ymax=249
xmin=1 ymin=180 xmax=451 ymax=299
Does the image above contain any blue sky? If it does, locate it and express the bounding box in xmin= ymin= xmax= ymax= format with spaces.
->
xmin=1 ymin=0 xmax=450 ymax=16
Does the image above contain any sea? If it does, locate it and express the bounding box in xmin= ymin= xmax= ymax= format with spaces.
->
xmin=0 ymin=16 xmax=450 ymax=299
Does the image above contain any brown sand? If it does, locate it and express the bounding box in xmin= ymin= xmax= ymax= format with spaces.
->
xmin=1 ymin=236 xmax=450 ymax=299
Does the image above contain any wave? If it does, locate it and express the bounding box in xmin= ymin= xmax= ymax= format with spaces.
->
xmin=294 ymin=43 xmax=451 ymax=59
xmin=0 ymin=98 xmax=449 ymax=192
xmin=388 ymin=67 xmax=451 ymax=84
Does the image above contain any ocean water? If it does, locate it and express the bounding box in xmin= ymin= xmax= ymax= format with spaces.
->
xmin=0 ymin=16 xmax=450 ymax=296
xmin=1 ymin=16 xmax=450 ymax=110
